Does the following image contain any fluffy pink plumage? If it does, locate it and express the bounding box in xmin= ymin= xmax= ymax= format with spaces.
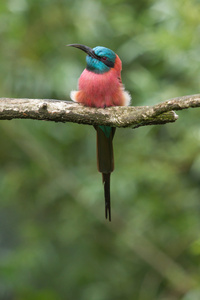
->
xmin=70 ymin=55 xmax=131 ymax=108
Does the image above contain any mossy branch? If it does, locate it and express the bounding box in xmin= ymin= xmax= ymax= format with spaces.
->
xmin=0 ymin=94 xmax=200 ymax=128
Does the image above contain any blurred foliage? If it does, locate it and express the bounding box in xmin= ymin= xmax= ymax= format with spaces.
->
xmin=0 ymin=0 xmax=200 ymax=299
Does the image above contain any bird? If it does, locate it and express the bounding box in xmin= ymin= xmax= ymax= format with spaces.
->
xmin=67 ymin=44 xmax=131 ymax=221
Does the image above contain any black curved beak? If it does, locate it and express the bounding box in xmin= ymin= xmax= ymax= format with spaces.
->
xmin=67 ymin=44 xmax=99 ymax=59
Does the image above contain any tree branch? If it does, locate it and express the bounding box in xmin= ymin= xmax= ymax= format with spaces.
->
xmin=0 ymin=94 xmax=200 ymax=128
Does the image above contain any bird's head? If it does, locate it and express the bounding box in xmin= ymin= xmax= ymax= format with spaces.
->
xmin=67 ymin=44 xmax=116 ymax=74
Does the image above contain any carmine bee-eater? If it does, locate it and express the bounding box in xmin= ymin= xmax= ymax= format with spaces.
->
xmin=67 ymin=44 xmax=131 ymax=221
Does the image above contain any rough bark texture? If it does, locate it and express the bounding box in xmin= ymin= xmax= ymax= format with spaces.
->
xmin=0 ymin=94 xmax=200 ymax=128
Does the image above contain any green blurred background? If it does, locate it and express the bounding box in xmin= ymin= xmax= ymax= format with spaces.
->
xmin=0 ymin=0 xmax=200 ymax=299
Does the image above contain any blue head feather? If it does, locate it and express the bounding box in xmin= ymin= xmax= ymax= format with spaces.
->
xmin=86 ymin=46 xmax=116 ymax=74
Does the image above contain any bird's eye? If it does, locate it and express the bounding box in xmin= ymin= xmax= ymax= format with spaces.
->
xmin=102 ymin=56 xmax=107 ymax=61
